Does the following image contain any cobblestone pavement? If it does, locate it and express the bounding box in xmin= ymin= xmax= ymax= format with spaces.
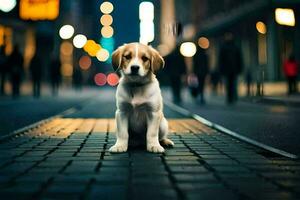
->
xmin=0 ymin=118 xmax=300 ymax=200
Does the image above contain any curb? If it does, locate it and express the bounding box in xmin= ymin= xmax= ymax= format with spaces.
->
xmin=164 ymin=100 xmax=298 ymax=160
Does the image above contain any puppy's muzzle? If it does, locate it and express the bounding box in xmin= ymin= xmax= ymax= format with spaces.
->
xmin=130 ymin=65 xmax=140 ymax=75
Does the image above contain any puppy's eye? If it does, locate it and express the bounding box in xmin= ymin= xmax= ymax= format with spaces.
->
xmin=124 ymin=54 xmax=131 ymax=60
xmin=142 ymin=56 xmax=149 ymax=62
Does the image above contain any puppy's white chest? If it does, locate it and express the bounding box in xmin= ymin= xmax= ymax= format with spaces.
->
xmin=131 ymin=96 xmax=147 ymax=107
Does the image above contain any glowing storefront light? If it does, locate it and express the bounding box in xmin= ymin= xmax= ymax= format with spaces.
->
xmin=20 ymin=0 xmax=59 ymax=20
xmin=275 ymin=8 xmax=295 ymax=27
xmin=0 ymin=0 xmax=16 ymax=12
xmin=59 ymin=25 xmax=74 ymax=40
xmin=139 ymin=1 xmax=154 ymax=44
xmin=198 ymin=37 xmax=210 ymax=49
xmin=180 ymin=42 xmax=197 ymax=57
xmin=96 ymin=49 xmax=110 ymax=62
xmin=73 ymin=34 xmax=87 ymax=48
xmin=100 ymin=1 xmax=114 ymax=14
xmin=100 ymin=14 xmax=113 ymax=26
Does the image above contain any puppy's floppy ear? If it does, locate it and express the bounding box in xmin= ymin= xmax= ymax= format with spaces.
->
xmin=150 ymin=47 xmax=165 ymax=73
xmin=112 ymin=46 xmax=124 ymax=71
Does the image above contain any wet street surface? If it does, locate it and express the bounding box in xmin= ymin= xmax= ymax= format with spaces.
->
xmin=0 ymin=89 xmax=300 ymax=200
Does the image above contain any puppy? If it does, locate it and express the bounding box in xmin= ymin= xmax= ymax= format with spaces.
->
xmin=109 ymin=42 xmax=174 ymax=153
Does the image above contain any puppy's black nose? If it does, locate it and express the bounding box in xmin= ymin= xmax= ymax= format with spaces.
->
xmin=131 ymin=65 xmax=139 ymax=74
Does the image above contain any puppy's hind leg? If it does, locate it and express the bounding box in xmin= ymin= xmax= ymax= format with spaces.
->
xmin=159 ymin=117 xmax=174 ymax=147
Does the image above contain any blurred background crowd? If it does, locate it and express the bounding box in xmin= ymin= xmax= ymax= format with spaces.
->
xmin=0 ymin=0 xmax=299 ymax=104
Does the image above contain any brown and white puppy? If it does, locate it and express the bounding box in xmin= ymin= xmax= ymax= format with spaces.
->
xmin=109 ymin=42 xmax=174 ymax=153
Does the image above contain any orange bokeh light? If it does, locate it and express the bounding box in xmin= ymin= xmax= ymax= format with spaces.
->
xmin=100 ymin=14 xmax=113 ymax=26
xmin=79 ymin=55 xmax=92 ymax=70
xmin=107 ymin=73 xmax=119 ymax=86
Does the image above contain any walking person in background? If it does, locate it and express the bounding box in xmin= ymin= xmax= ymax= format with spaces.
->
xmin=218 ymin=33 xmax=243 ymax=104
xmin=283 ymin=54 xmax=298 ymax=95
xmin=164 ymin=45 xmax=186 ymax=104
xmin=8 ymin=45 xmax=24 ymax=98
xmin=193 ymin=46 xmax=209 ymax=104
xmin=50 ymin=55 xmax=61 ymax=96
xmin=0 ymin=45 xmax=8 ymax=95
xmin=29 ymin=53 xmax=42 ymax=98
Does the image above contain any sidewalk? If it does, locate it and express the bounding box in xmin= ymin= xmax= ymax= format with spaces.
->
xmin=0 ymin=117 xmax=300 ymax=200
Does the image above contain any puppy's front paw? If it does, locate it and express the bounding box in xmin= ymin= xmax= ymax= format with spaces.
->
xmin=147 ymin=144 xmax=165 ymax=153
xmin=160 ymin=138 xmax=174 ymax=147
xmin=109 ymin=144 xmax=128 ymax=153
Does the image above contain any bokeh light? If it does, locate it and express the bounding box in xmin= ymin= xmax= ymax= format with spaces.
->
xmin=61 ymin=63 xmax=73 ymax=77
xmin=94 ymin=73 xmax=107 ymax=86
xmin=0 ymin=0 xmax=16 ymax=12
xmin=100 ymin=1 xmax=114 ymax=14
xmin=96 ymin=49 xmax=110 ymax=62
xmin=107 ymin=73 xmax=119 ymax=86
xmin=100 ymin=14 xmax=113 ymax=26
xmin=101 ymin=26 xmax=114 ymax=38
xmin=275 ymin=8 xmax=295 ymax=27
xmin=139 ymin=2 xmax=154 ymax=21
xmin=83 ymin=40 xmax=101 ymax=57
xmin=59 ymin=25 xmax=74 ymax=39
xmin=256 ymin=21 xmax=267 ymax=34
xmin=60 ymin=41 xmax=73 ymax=56
xmin=180 ymin=42 xmax=197 ymax=57
xmin=79 ymin=55 xmax=92 ymax=70
xmin=198 ymin=37 xmax=210 ymax=49
xmin=73 ymin=34 xmax=87 ymax=48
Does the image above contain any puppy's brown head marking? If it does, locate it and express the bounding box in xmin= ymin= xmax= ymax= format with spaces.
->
xmin=112 ymin=43 xmax=164 ymax=76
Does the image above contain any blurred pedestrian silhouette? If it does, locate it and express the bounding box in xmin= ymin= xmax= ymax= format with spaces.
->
xmin=210 ymin=69 xmax=221 ymax=95
xmin=73 ymin=67 xmax=83 ymax=91
xmin=283 ymin=54 xmax=298 ymax=95
xmin=7 ymin=45 xmax=24 ymax=98
xmin=29 ymin=53 xmax=42 ymax=98
xmin=165 ymin=45 xmax=186 ymax=103
xmin=50 ymin=55 xmax=61 ymax=96
xmin=192 ymin=46 xmax=209 ymax=104
xmin=245 ymin=68 xmax=254 ymax=97
xmin=219 ymin=34 xmax=243 ymax=104
xmin=0 ymin=46 xmax=8 ymax=95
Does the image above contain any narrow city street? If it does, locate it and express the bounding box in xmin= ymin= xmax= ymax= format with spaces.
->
xmin=0 ymin=88 xmax=299 ymax=199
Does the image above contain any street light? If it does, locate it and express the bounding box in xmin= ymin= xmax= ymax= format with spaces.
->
xmin=0 ymin=0 xmax=16 ymax=12
xmin=73 ymin=34 xmax=87 ymax=48
xmin=59 ymin=25 xmax=74 ymax=39
xmin=180 ymin=42 xmax=197 ymax=57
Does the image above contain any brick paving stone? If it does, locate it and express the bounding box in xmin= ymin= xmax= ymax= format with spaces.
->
xmin=0 ymin=118 xmax=300 ymax=200
xmin=185 ymin=188 xmax=240 ymax=200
